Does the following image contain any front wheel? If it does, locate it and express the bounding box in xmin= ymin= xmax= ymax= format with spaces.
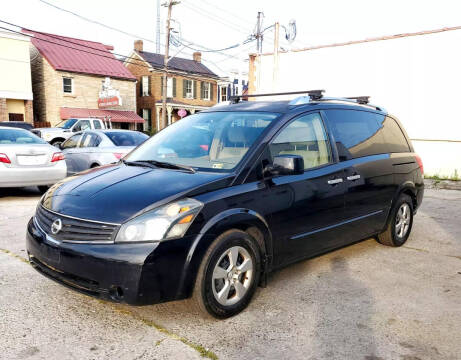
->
xmin=191 ymin=229 xmax=261 ymax=319
xmin=50 ymin=140 xmax=63 ymax=148
xmin=377 ymin=194 xmax=414 ymax=247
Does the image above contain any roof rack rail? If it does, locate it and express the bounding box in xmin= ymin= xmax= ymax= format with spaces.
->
xmin=230 ymin=89 xmax=324 ymax=104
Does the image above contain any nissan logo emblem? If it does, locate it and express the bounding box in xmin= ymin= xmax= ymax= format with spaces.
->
xmin=51 ymin=218 xmax=62 ymax=235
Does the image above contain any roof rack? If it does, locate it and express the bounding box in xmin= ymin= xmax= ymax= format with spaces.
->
xmin=230 ymin=89 xmax=324 ymax=104
xmin=229 ymin=90 xmax=384 ymax=111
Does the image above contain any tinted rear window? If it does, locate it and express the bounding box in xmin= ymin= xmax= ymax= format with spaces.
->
xmin=376 ymin=116 xmax=410 ymax=153
xmin=105 ymin=131 xmax=148 ymax=146
xmin=326 ymin=109 xmax=387 ymax=160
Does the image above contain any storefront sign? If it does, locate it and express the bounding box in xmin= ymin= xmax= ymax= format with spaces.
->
xmin=98 ymin=77 xmax=122 ymax=109
xmin=178 ymin=108 xmax=187 ymax=118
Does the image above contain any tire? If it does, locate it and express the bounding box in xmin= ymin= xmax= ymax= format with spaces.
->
xmin=37 ymin=185 xmax=49 ymax=194
xmin=377 ymin=194 xmax=413 ymax=247
xmin=51 ymin=140 xmax=63 ymax=148
xmin=191 ymin=229 xmax=261 ymax=319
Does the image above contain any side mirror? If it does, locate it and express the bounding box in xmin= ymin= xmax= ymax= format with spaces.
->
xmin=264 ymin=155 xmax=304 ymax=177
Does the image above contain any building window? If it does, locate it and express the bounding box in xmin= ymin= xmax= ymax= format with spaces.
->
xmin=142 ymin=76 xmax=149 ymax=96
xmin=185 ymin=80 xmax=193 ymax=99
xmin=167 ymin=78 xmax=173 ymax=98
xmin=220 ymin=86 xmax=227 ymax=102
xmin=202 ymin=82 xmax=210 ymax=100
xmin=63 ymin=77 xmax=73 ymax=94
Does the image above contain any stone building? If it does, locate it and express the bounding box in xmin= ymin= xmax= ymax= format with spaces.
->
xmin=26 ymin=30 xmax=143 ymax=129
xmin=0 ymin=30 xmax=33 ymax=123
xmin=124 ymin=40 xmax=219 ymax=132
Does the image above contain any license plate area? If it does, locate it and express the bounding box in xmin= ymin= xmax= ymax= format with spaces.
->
xmin=17 ymin=155 xmax=48 ymax=166
xmin=40 ymin=243 xmax=61 ymax=265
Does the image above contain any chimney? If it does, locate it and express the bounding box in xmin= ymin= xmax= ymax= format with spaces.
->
xmin=134 ymin=40 xmax=143 ymax=52
xmin=193 ymin=52 xmax=201 ymax=63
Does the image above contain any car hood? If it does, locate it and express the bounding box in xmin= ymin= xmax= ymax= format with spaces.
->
xmin=41 ymin=164 xmax=233 ymax=223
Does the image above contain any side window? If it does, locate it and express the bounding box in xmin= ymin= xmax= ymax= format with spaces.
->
xmin=61 ymin=134 xmax=82 ymax=149
xmin=326 ymin=110 xmax=387 ymax=160
xmin=376 ymin=115 xmax=410 ymax=153
xmin=269 ymin=112 xmax=332 ymax=170
xmin=73 ymin=120 xmax=91 ymax=132
xmin=93 ymin=120 xmax=102 ymax=129
xmin=81 ymin=134 xmax=100 ymax=148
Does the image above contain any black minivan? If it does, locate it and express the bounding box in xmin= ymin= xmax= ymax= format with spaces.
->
xmin=27 ymin=91 xmax=424 ymax=318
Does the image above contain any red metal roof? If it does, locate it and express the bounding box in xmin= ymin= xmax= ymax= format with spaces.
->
xmin=25 ymin=30 xmax=135 ymax=80
xmin=60 ymin=108 xmax=144 ymax=123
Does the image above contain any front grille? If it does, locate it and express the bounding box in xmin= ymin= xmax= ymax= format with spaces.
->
xmin=35 ymin=205 xmax=119 ymax=243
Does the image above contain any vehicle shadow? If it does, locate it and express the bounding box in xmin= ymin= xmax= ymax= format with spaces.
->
xmin=120 ymin=240 xmax=382 ymax=359
xmin=0 ymin=187 xmax=41 ymax=199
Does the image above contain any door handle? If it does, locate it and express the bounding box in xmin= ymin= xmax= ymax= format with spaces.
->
xmin=347 ymin=175 xmax=361 ymax=181
xmin=327 ymin=178 xmax=343 ymax=185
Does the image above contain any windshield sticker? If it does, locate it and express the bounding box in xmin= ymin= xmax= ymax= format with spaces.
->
xmin=212 ymin=163 xmax=224 ymax=169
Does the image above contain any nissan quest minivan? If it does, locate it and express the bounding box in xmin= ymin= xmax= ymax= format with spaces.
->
xmin=26 ymin=91 xmax=424 ymax=318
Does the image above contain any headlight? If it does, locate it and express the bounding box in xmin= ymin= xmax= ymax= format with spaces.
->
xmin=115 ymin=198 xmax=203 ymax=243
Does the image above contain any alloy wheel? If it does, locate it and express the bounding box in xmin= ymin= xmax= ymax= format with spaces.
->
xmin=211 ymin=246 xmax=254 ymax=306
xmin=395 ymin=203 xmax=411 ymax=238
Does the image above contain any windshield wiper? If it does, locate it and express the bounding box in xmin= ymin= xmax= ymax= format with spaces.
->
xmin=142 ymin=160 xmax=196 ymax=173
xmin=122 ymin=160 xmax=157 ymax=169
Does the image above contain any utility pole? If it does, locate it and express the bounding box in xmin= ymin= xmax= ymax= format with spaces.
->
xmin=156 ymin=0 xmax=161 ymax=53
xmin=255 ymin=12 xmax=264 ymax=93
xmin=161 ymin=0 xmax=179 ymax=130
xmin=272 ymin=22 xmax=280 ymax=91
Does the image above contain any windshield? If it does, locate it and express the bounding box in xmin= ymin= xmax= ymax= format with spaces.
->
xmin=126 ymin=111 xmax=279 ymax=171
xmin=0 ymin=128 xmax=47 ymax=144
xmin=105 ymin=131 xmax=149 ymax=146
xmin=57 ymin=118 xmax=78 ymax=129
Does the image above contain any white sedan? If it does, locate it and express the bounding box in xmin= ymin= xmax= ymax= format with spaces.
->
xmin=0 ymin=126 xmax=67 ymax=191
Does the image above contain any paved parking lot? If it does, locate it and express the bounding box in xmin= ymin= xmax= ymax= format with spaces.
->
xmin=1 ymin=186 xmax=460 ymax=360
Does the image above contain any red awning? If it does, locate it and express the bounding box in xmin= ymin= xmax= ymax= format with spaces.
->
xmin=60 ymin=107 xmax=144 ymax=123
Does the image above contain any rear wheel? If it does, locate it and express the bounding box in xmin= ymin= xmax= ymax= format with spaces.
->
xmin=377 ymin=194 xmax=413 ymax=247
xmin=50 ymin=139 xmax=63 ymax=148
xmin=191 ymin=229 xmax=261 ymax=319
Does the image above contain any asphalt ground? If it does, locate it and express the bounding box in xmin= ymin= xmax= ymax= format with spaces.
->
xmin=0 ymin=186 xmax=460 ymax=360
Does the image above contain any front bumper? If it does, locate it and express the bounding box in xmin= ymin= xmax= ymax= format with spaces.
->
xmin=26 ymin=217 xmax=198 ymax=305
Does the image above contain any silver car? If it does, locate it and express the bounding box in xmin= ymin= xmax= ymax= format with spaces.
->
xmin=0 ymin=126 xmax=67 ymax=191
xmin=61 ymin=130 xmax=148 ymax=175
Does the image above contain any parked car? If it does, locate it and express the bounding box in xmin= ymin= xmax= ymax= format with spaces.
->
xmin=32 ymin=118 xmax=110 ymax=148
xmin=0 ymin=126 xmax=66 ymax=191
xmin=60 ymin=130 xmax=149 ymax=175
xmin=0 ymin=121 xmax=34 ymax=131
xmin=26 ymin=91 xmax=424 ymax=318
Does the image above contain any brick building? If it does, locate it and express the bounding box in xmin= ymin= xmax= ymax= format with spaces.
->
xmin=0 ymin=30 xmax=33 ymax=123
xmin=26 ymin=30 xmax=143 ymax=129
xmin=124 ymin=40 xmax=219 ymax=132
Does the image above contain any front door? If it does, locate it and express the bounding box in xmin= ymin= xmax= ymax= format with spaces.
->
xmin=267 ymin=112 xmax=347 ymax=267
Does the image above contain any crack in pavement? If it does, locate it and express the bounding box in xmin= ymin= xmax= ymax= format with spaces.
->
xmin=0 ymin=248 xmax=218 ymax=360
